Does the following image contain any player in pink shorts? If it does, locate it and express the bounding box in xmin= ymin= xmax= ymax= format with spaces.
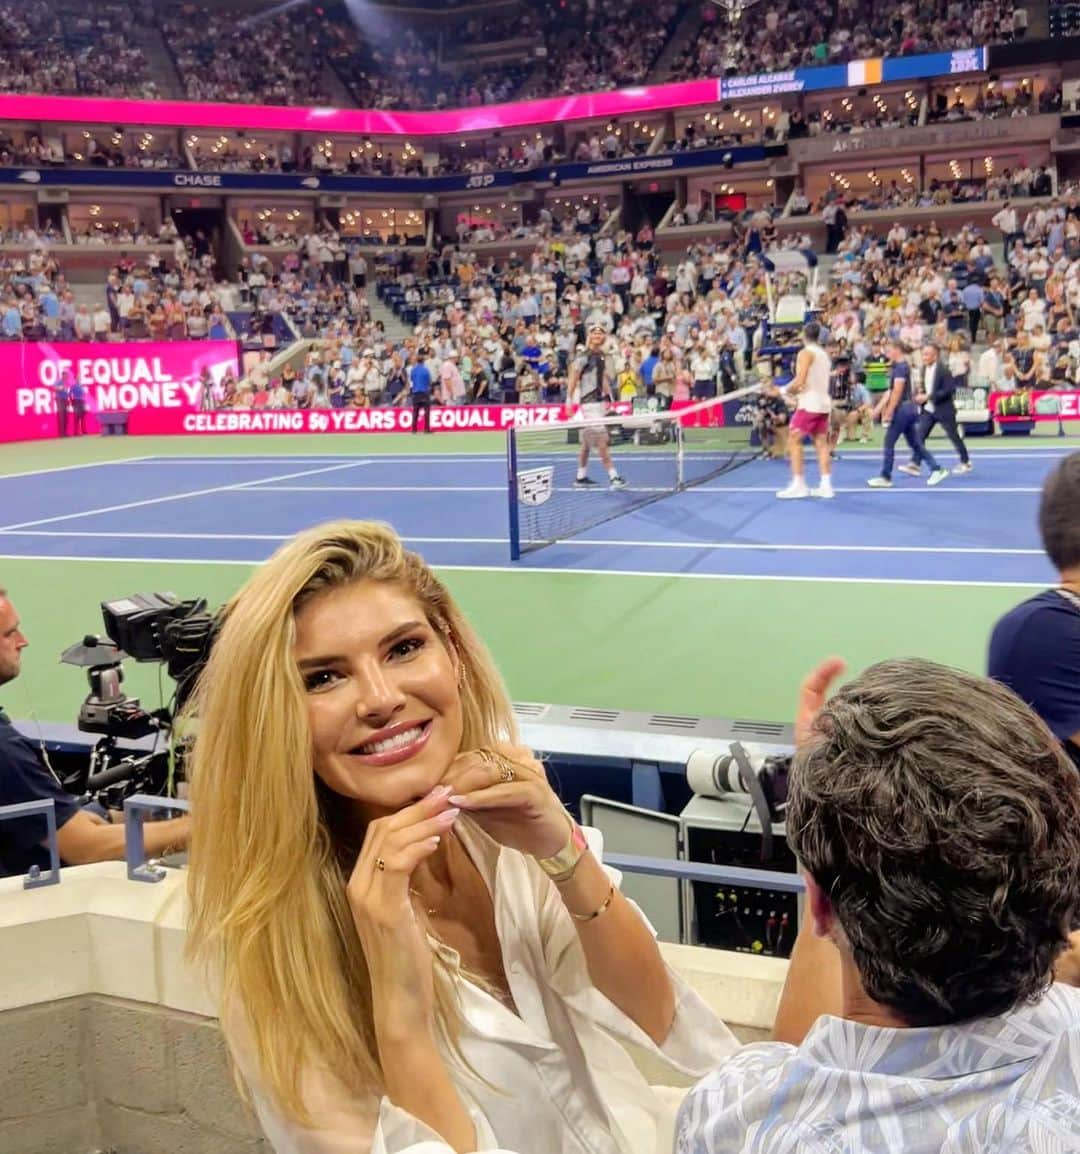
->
xmin=777 ymin=322 xmax=835 ymax=500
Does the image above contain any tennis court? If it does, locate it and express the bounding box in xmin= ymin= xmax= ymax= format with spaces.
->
xmin=1 ymin=434 xmax=1073 ymax=726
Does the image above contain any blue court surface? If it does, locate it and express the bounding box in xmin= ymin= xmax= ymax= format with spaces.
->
xmin=0 ymin=445 xmax=1067 ymax=587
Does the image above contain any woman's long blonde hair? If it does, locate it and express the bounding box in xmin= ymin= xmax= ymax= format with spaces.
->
xmin=185 ymin=521 xmax=517 ymax=1124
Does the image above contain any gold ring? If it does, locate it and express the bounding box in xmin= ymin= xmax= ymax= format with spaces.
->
xmin=480 ymin=748 xmax=517 ymax=782
xmin=375 ymin=857 xmax=385 ymax=872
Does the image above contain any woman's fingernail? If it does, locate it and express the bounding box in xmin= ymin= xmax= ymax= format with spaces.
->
xmin=436 ymin=807 xmax=461 ymax=825
xmin=426 ymin=784 xmax=454 ymax=800
xmin=448 ymin=795 xmax=469 ymax=807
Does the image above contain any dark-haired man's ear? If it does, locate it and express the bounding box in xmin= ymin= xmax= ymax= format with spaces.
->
xmin=803 ymin=873 xmax=836 ymax=941
xmin=1055 ymin=931 xmax=1080 ymax=988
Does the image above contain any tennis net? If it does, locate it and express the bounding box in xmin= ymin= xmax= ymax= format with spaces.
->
xmin=507 ymin=387 xmax=763 ymax=559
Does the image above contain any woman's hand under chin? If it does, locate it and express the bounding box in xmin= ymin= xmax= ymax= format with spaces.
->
xmin=441 ymin=743 xmax=572 ymax=860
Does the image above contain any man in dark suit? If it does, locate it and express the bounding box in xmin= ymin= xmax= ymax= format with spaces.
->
xmin=901 ymin=344 xmax=972 ymax=476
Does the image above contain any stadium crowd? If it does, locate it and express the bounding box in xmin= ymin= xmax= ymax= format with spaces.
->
xmin=0 ymin=0 xmax=1033 ymax=110
xmin=670 ymin=0 xmax=1020 ymax=84
xmin=0 ymin=129 xmax=180 ymax=170
xmin=322 ymin=19 xmax=531 ymax=112
xmin=161 ymin=3 xmax=332 ymax=106
xmin=528 ymin=0 xmax=685 ymax=97
xmin=225 ymin=186 xmax=1080 ymax=413
xmin=0 ymin=0 xmax=157 ymax=98
xmin=927 ymin=78 xmax=1062 ymax=122
xmin=8 ymin=188 xmax=1080 ymax=410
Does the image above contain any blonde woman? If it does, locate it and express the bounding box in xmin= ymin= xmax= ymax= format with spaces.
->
xmin=186 ymin=522 xmax=736 ymax=1154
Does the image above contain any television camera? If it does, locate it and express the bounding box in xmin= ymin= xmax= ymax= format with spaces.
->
xmin=687 ymin=741 xmax=793 ymax=859
xmin=60 ymin=593 xmax=218 ymax=808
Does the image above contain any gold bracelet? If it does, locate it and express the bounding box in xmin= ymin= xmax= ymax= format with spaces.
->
xmin=536 ymin=814 xmax=589 ymax=883
xmin=570 ymin=882 xmax=616 ymax=923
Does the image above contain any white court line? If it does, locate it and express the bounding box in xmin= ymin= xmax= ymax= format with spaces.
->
xmin=131 ymin=455 xmax=509 ymax=466
xmin=703 ymin=485 xmax=1042 ymax=494
xmin=238 ymin=483 xmax=1042 ymax=495
xmin=694 ymin=485 xmax=1042 ymax=494
xmin=0 ymin=456 xmax=154 ymax=481
xmin=251 ymin=484 xmax=509 ymax=493
xmin=0 ymin=530 xmax=1043 ymax=556
xmin=128 ymin=449 xmax=1077 ymax=465
xmin=134 ymin=456 xmax=363 ymax=465
xmin=572 ymin=540 xmax=1043 ymax=555
xmin=0 ymin=530 xmax=505 ymax=544
xmin=0 ymin=461 xmax=370 ymax=532
xmin=0 ymin=552 xmax=1048 ymax=588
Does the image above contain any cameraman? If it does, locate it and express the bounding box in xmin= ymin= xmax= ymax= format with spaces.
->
xmin=989 ymin=451 xmax=1080 ymax=769
xmin=0 ymin=591 xmax=190 ymax=878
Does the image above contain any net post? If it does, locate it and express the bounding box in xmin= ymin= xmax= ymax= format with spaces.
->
xmin=676 ymin=419 xmax=685 ymax=488
xmin=506 ymin=426 xmax=522 ymax=561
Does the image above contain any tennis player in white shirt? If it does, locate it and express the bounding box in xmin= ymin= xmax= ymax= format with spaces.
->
xmin=777 ymin=322 xmax=834 ymax=500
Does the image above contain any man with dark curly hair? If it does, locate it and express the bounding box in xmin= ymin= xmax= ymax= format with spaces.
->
xmin=677 ymin=658 xmax=1080 ymax=1153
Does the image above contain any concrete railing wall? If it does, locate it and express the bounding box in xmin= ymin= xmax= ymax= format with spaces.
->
xmin=0 ymin=863 xmax=787 ymax=1154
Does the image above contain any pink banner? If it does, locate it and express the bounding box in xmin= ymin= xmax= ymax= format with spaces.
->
xmin=2 ymin=341 xmax=241 ymax=443
xmin=670 ymin=398 xmax=727 ymax=427
xmin=991 ymin=390 xmax=1080 ymax=422
xmin=0 ymin=80 xmax=721 ymax=138
xmin=163 ymin=403 xmax=633 ymax=435
xmin=2 ymin=345 xmax=633 ymax=439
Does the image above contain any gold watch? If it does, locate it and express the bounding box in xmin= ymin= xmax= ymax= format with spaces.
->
xmin=536 ymin=814 xmax=589 ymax=882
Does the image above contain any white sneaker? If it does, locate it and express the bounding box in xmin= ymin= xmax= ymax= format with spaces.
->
xmin=927 ymin=468 xmax=950 ymax=487
xmin=953 ymin=462 xmax=973 ymax=475
xmin=867 ymin=476 xmax=893 ymax=488
xmin=776 ymin=479 xmax=810 ymax=500
xmin=898 ymin=463 xmax=922 ymax=477
xmin=812 ymin=478 xmax=835 ymax=499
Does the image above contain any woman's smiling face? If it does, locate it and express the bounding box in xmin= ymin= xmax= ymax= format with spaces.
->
xmin=294 ymin=580 xmax=464 ymax=815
